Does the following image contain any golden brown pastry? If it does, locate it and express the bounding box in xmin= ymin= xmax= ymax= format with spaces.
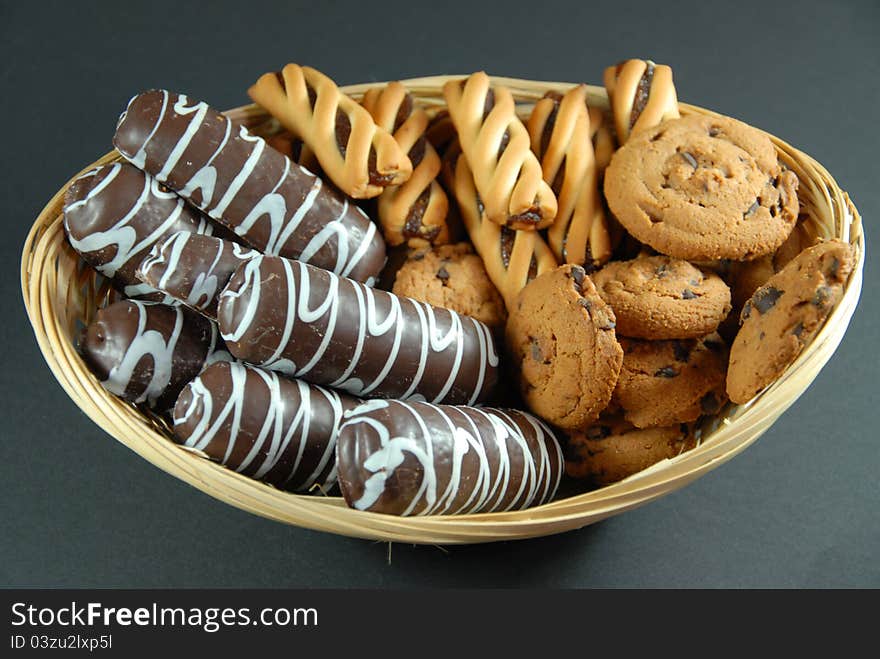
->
xmin=248 ymin=63 xmax=412 ymax=198
xmin=589 ymin=106 xmax=617 ymax=173
xmin=446 ymin=147 xmax=557 ymax=310
xmin=527 ymin=85 xmax=612 ymax=270
xmin=442 ymin=72 xmax=557 ymax=230
xmin=603 ymin=59 xmax=680 ymax=145
xmin=361 ymin=82 xmax=450 ymax=247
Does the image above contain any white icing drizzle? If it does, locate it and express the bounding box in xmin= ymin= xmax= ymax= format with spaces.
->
xmin=103 ymin=301 xmax=185 ymax=406
xmin=64 ymin=163 xmax=217 ymax=293
xmin=175 ymin=362 xmax=346 ymax=491
xmin=127 ymin=90 xmax=169 ymax=170
xmin=138 ymin=231 xmax=255 ymax=314
xmin=341 ymin=402 xmax=562 ymax=516
xmin=157 ymin=95 xmax=209 ymax=180
xmin=219 ymin=256 xmax=499 ymax=404
xmin=123 ymin=91 xmax=378 ymax=281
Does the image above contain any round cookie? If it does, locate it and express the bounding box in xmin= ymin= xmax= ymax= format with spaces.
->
xmin=506 ymin=264 xmax=623 ymax=431
xmin=592 ymin=255 xmax=731 ymax=339
xmin=719 ymin=220 xmax=818 ymax=341
xmin=604 ymin=114 xmax=799 ymax=260
xmin=614 ymin=334 xmax=728 ymax=428
xmin=392 ymin=242 xmax=507 ymax=327
xmin=564 ymin=415 xmax=697 ymax=486
xmin=727 ymin=239 xmax=855 ymax=404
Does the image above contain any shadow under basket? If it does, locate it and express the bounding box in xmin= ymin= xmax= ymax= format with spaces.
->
xmin=21 ymin=76 xmax=865 ymax=544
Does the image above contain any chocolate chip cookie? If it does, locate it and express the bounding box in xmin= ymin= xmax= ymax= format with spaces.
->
xmin=718 ymin=219 xmax=818 ymax=341
xmin=564 ymin=414 xmax=696 ymax=486
xmin=592 ymin=255 xmax=731 ymax=339
xmin=506 ymin=264 xmax=623 ymax=431
xmin=392 ymin=242 xmax=507 ymax=328
xmin=614 ymin=334 xmax=728 ymax=428
xmin=727 ymin=239 xmax=855 ymax=404
xmin=604 ymin=114 xmax=799 ymax=260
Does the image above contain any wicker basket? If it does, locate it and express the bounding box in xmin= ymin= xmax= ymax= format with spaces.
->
xmin=20 ymin=75 xmax=865 ymax=544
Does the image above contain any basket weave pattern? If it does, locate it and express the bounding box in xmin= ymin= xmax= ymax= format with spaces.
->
xmin=21 ymin=76 xmax=865 ymax=544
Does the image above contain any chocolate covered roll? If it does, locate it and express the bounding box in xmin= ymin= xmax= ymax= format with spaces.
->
xmin=336 ymin=399 xmax=563 ymax=516
xmin=63 ymin=162 xmax=224 ymax=300
xmin=137 ymin=232 xmax=257 ymax=319
xmin=217 ymin=254 xmax=499 ymax=405
xmin=113 ymin=89 xmax=386 ymax=285
xmin=173 ymin=361 xmax=361 ymax=492
xmin=79 ymin=300 xmax=230 ymax=411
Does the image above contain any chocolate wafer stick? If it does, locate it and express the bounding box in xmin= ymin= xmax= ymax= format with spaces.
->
xmin=113 ymin=89 xmax=386 ymax=285
xmin=336 ymin=399 xmax=563 ymax=516
xmin=217 ymin=254 xmax=500 ymax=405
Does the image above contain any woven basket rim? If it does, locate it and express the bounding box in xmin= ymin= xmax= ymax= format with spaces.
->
xmin=20 ymin=75 xmax=866 ymax=544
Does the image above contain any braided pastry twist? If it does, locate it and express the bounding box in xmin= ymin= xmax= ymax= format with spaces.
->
xmin=604 ymin=59 xmax=680 ymax=144
xmin=442 ymin=72 xmax=557 ymax=230
xmin=527 ymin=86 xmax=612 ymax=270
xmin=445 ymin=147 xmax=557 ymax=310
xmin=361 ymin=82 xmax=450 ymax=247
xmin=588 ymin=106 xmax=616 ymax=173
xmin=248 ymin=64 xmax=412 ymax=198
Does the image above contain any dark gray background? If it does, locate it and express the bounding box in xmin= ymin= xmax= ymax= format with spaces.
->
xmin=2 ymin=0 xmax=877 ymax=588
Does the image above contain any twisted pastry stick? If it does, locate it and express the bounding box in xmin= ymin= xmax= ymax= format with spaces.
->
xmin=442 ymin=72 xmax=557 ymax=230
xmin=361 ymin=82 xmax=450 ymax=247
xmin=589 ymin=106 xmax=616 ymax=173
xmin=587 ymin=105 xmax=627 ymax=254
xmin=604 ymin=59 xmax=680 ymax=144
xmin=445 ymin=147 xmax=557 ymax=310
xmin=527 ymin=86 xmax=612 ymax=270
xmin=249 ymin=64 xmax=412 ymax=198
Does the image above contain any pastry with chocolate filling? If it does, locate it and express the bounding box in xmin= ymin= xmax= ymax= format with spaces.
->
xmin=604 ymin=59 xmax=680 ymax=145
xmin=442 ymin=71 xmax=557 ymax=229
xmin=249 ymin=64 xmax=412 ymax=198
xmin=446 ymin=148 xmax=557 ymax=311
xmin=527 ymin=85 xmax=612 ymax=271
xmin=362 ymin=81 xmax=451 ymax=247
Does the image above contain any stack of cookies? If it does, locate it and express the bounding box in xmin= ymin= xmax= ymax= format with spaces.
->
xmin=60 ymin=59 xmax=855 ymax=516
